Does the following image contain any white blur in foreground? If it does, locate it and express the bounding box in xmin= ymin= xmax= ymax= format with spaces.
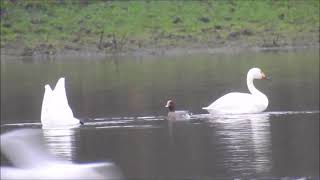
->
xmin=0 ymin=129 xmax=123 ymax=180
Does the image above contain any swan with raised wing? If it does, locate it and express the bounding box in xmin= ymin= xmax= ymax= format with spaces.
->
xmin=203 ymin=67 xmax=269 ymax=115
xmin=41 ymin=77 xmax=82 ymax=129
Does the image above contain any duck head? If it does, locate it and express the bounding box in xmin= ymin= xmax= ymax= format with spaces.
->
xmin=165 ymin=100 xmax=175 ymax=112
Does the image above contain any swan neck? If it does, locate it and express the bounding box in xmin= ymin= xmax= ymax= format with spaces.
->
xmin=247 ymin=76 xmax=262 ymax=96
xmin=247 ymin=74 xmax=269 ymax=109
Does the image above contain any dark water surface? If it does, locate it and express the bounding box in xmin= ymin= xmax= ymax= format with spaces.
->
xmin=1 ymin=48 xmax=319 ymax=179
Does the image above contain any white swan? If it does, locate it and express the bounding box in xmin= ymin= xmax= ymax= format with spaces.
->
xmin=0 ymin=129 xmax=123 ymax=180
xmin=41 ymin=77 xmax=81 ymax=129
xmin=203 ymin=67 xmax=269 ymax=115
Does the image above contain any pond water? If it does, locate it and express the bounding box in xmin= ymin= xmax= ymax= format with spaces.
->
xmin=1 ymin=48 xmax=319 ymax=179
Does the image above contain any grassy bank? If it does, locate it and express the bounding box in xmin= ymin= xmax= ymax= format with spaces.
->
xmin=1 ymin=0 xmax=319 ymax=56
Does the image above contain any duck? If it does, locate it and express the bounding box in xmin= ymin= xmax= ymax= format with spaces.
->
xmin=41 ymin=77 xmax=83 ymax=129
xmin=202 ymin=67 xmax=269 ymax=115
xmin=165 ymin=100 xmax=191 ymax=121
xmin=0 ymin=129 xmax=123 ymax=180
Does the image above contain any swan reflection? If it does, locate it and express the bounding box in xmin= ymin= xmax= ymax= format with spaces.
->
xmin=42 ymin=128 xmax=77 ymax=161
xmin=209 ymin=113 xmax=272 ymax=176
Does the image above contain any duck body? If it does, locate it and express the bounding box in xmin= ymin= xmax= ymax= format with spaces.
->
xmin=41 ymin=77 xmax=80 ymax=129
xmin=167 ymin=110 xmax=191 ymax=121
xmin=203 ymin=68 xmax=269 ymax=115
xmin=165 ymin=100 xmax=191 ymax=121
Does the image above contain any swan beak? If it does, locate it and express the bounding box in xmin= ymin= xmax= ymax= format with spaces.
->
xmin=261 ymin=72 xmax=271 ymax=80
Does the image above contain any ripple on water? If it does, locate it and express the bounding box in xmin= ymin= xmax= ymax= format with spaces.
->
xmin=1 ymin=110 xmax=318 ymax=129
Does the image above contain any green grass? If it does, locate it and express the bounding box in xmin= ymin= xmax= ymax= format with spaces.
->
xmin=1 ymin=0 xmax=319 ymax=51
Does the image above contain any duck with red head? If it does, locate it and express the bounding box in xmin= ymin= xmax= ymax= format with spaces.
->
xmin=165 ymin=100 xmax=191 ymax=121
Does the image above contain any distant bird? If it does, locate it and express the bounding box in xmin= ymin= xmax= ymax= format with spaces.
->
xmin=41 ymin=77 xmax=83 ymax=129
xmin=0 ymin=129 xmax=123 ymax=180
xmin=203 ymin=67 xmax=270 ymax=115
xmin=165 ymin=100 xmax=191 ymax=121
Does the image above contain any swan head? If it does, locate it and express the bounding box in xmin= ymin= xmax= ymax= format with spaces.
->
xmin=165 ymin=100 xmax=175 ymax=112
xmin=248 ymin=67 xmax=267 ymax=80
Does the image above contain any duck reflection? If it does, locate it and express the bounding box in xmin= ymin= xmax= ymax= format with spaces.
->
xmin=42 ymin=128 xmax=77 ymax=161
xmin=209 ymin=113 xmax=272 ymax=176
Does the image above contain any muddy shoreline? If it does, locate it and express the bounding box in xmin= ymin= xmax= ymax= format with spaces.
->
xmin=1 ymin=37 xmax=319 ymax=61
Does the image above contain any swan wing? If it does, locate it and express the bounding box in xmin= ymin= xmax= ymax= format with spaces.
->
xmin=76 ymin=162 xmax=123 ymax=180
xmin=204 ymin=92 xmax=258 ymax=114
xmin=52 ymin=77 xmax=75 ymax=119
xmin=1 ymin=129 xmax=123 ymax=179
xmin=0 ymin=129 xmax=59 ymax=169
xmin=1 ymin=163 xmax=122 ymax=180
xmin=41 ymin=84 xmax=53 ymax=125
